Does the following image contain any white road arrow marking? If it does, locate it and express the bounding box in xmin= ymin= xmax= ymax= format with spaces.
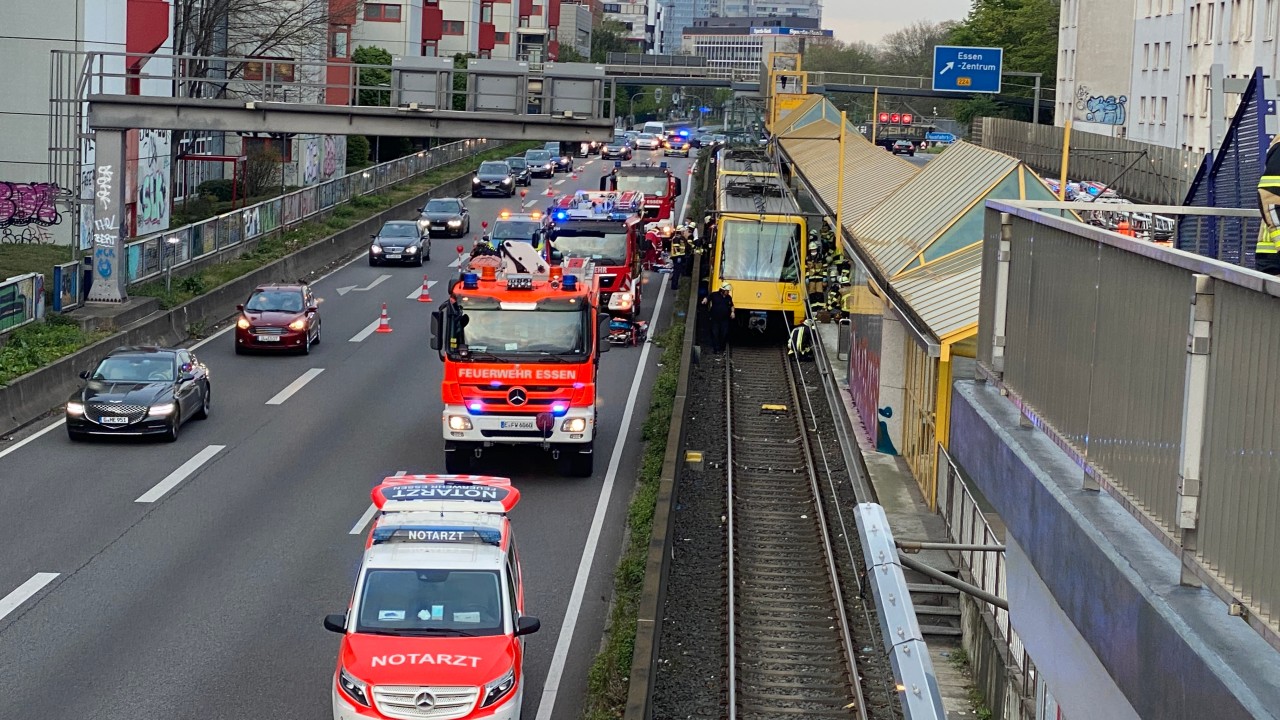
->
xmin=336 ymin=274 xmax=391 ymax=296
xmin=940 ymin=61 xmax=955 ymax=75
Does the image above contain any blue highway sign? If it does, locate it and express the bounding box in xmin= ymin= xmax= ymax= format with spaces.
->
xmin=926 ymin=132 xmax=957 ymax=143
xmin=932 ymin=45 xmax=1003 ymax=94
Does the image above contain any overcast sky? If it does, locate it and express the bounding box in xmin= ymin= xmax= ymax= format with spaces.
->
xmin=824 ymin=0 xmax=971 ymax=46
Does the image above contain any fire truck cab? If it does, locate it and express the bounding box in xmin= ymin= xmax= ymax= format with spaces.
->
xmin=599 ymin=161 xmax=683 ymax=221
xmin=545 ymin=190 xmax=645 ymax=317
xmin=431 ymin=242 xmax=608 ymax=477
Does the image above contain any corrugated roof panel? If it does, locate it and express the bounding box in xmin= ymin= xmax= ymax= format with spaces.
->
xmin=851 ymin=141 xmax=1018 ymax=277
xmin=780 ymin=119 xmax=918 ymax=227
xmin=893 ymin=243 xmax=983 ymax=340
xmin=773 ymin=94 xmax=826 ymax=135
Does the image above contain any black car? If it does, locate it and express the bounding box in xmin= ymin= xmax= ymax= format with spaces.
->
xmin=418 ymin=197 xmax=470 ymax=238
xmin=693 ymin=134 xmax=713 ymax=149
xmin=66 ymin=346 xmax=210 ymax=442
xmin=370 ymin=220 xmax=429 ymax=265
xmin=542 ymin=142 xmax=574 ymax=173
xmin=505 ymin=156 xmax=533 ymax=186
xmin=473 ymin=160 xmax=516 ymax=197
xmin=524 ymin=150 xmax=555 ymax=178
xmin=892 ymin=139 xmax=916 ymax=156
xmin=601 ymin=136 xmax=633 ymax=160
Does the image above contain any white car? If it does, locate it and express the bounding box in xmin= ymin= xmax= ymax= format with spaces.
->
xmin=633 ymin=133 xmax=661 ymax=151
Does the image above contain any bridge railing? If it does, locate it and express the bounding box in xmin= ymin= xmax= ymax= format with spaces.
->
xmin=122 ymin=139 xmax=497 ymax=286
xmin=980 ymin=200 xmax=1280 ymax=646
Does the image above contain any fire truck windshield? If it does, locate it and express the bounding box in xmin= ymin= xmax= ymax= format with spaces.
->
xmin=492 ymin=220 xmax=543 ymax=242
xmin=616 ymin=174 xmax=669 ymax=197
xmin=550 ymin=230 xmax=628 ymax=266
xmin=450 ymin=298 xmax=589 ymax=358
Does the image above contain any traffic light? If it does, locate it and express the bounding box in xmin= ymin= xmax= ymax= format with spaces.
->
xmin=890 ymin=113 xmax=901 ymax=124
xmin=902 ymin=114 xmax=914 ymax=125
xmin=654 ymin=88 xmax=662 ymax=103
xmin=878 ymin=112 xmax=890 ymax=123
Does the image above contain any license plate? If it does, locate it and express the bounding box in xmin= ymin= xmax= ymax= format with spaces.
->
xmin=385 ymin=254 xmax=402 ymax=259
xmin=256 ymin=334 xmax=281 ymax=342
xmin=499 ymin=420 xmax=536 ymax=430
xmin=101 ymin=416 xmax=129 ymax=425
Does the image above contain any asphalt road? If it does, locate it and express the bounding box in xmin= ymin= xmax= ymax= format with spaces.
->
xmin=0 ymin=148 xmax=698 ymax=720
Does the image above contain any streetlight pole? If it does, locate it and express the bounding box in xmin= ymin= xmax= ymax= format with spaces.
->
xmin=164 ymin=236 xmax=181 ymax=293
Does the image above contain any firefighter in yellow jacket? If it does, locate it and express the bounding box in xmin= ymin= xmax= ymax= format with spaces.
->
xmin=1257 ymin=134 xmax=1280 ymax=275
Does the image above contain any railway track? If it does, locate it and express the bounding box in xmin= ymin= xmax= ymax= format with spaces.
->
xmin=725 ymin=344 xmax=868 ymax=720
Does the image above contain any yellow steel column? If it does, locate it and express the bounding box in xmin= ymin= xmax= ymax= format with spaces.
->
xmin=836 ymin=110 xmax=847 ymax=245
xmin=871 ymin=88 xmax=879 ymax=144
xmin=1058 ymin=119 xmax=1073 ymax=201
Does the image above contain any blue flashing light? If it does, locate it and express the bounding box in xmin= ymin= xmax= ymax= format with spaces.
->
xmin=555 ymin=211 xmax=568 ymax=221
xmin=562 ymin=274 xmax=578 ymax=291
xmin=469 ymin=402 xmax=483 ymax=412
xmin=489 ymin=380 xmax=502 ymax=388
xmin=699 ymin=106 xmax=711 ymax=113
xmin=679 ymin=130 xmax=689 ymax=137
xmin=572 ymin=382 xmax=585 ymax=389
xmin=462 ymin=272 xmax=480 ymax=289
xmin=552 ymin=403 xmax=568 ymax=416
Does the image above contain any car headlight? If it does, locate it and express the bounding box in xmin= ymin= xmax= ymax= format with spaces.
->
xmin=481 ymin=667 xmax=516 ymax=708
xmin=370 ymin=244 xmax=383 ymax=254
xmin=148 ymin=403 xmax=176 ymax=417
xmin=338 ymin=667 xmax=371 ymax=707
xmin=448 ymin=415 xmax=473 ymax=431
xmin=236 ymin=316 xmax=250 ymax=329
xmin=288 ymin=318 xmax=307 ymax=331
xmin=502 ymin=177 xmax=512 ymax=184
xmin=66 ymin=401 xmax=85 ymax=416
xmin=472 ymin=177 xmax=482 ymax=183
xmin=447 ymin=219 xmax=463 ymax=227
xmin=405 ymin=245 xmax=418 ymax=254
xmin=562 ymin=417 xmax=587 ymax=433
xmin=608 ymin=291 xmax=633 ymax=311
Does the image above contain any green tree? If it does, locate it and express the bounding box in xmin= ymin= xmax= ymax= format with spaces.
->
xmin=346 ymin=135 xmax=370 ymax=169
xmin=590 ymin=20 xmax=632 ymax=63
xmin=947 ymin=0 xmax=1059 ymax=122
xmin=802 ymin=40 xmax=882 ymax=74
xmin=557 ymin=46 xmax=587 ymax=63
xmin=352 ymin=45 xmax=393 ymax=107
xmin=453 ymin=52 xmax=476 ymax=111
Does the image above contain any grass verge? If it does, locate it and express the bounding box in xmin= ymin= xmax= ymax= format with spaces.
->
xmin=581 ymin=282 xmax=690 ymax=720
xmin=0 ymin=244 xmax=78 ymax=291
xmin=133 ymin=141 xmax=539 ymax=309
xmin=0 ymin=314 xmax=113 ymax=385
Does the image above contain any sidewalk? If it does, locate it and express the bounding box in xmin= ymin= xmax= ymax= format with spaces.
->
xmin=815 ymin=321 xmax=978 ymax=719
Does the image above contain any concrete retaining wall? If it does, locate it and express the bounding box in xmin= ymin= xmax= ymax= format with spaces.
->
xmin=0 ymin=173 xmax=474 ymax=437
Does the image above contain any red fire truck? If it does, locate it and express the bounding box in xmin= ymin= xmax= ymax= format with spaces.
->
xmin=545 ymin=190 xmax=646 ymax=318
xmin=598 ymin=161 xmax=683 ymax=221
xmin=431 ymin=242 xmax=608 ymax=477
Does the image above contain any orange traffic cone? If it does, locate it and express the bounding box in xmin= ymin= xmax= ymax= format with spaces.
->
xmin=375 ymin=302 xmax=393 ymax=333
xmin=418 ymin=275 xmax=432 ymax=303
xmin=545 ymin=187 xmax=555 ymax=197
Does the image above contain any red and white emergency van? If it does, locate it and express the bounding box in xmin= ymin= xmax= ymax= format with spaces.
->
xmin=324 ymin=475 xmax=540 ymax=720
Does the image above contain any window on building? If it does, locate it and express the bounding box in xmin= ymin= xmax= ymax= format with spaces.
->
xmin=481 ymin=1 xmax=493 ymax=22
xmin=1201 ymin=73 xmax=1211 ymax=116
xmin=548 ymin=27 xmax=557 ymax=41
xmin=519 ymin=15 xmax=530 ymax=27
xmin=495 ymin=31 xmax=510 ymax=43
xmin=1244 ymin=0 xmax=1255 ymax=38
xmin=1145 ymin=0 xmax=1152 ymax=14
xmin=1161 ymin=96 xmax=1168 ymax=124
xmin=532 ymin=4 xmax=542 ymax=14
xmin=422 ymin=39 xmax=438 ymax=56
xmin=364 ymin=3 xmax=402 ymax=21
xmin=1140 ymin=96 xmax=1148 ymax=122
xmin=1205 ymin=1 xmax=1215 ymax=42
xmin=479 ymin=50 xmax=491 ymax=59
xmin=1189 ymin=5 xmax=1198 ymax=43
xmin=1164 ymin=42 xmax=1172 ymax=68
xmin=1143 ymin=43 xmax=1150 ymax=69
xmin=329 ymin=27 xmax=349 ymax=58
xmin=603 ymin=2 xmax=621 ymax=11
xmin=1267 ymin=0 xmax=1278 ymax=39
xmin=443 ymin=20 xmax=465 ymax=34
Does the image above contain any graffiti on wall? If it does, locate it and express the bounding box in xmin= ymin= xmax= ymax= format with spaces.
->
xmin=302 ymin=136 xmax=321 ymax=185
xmin=0 ymin=181 xmax=64 ymax=231
xmin=322 ymin=135 xmax=345 ymax=180
xmin=1075 ymin=85 xmax=1128 ymax=125
xmin=94 ymin=164 xmax=118 ymax=281
xmin=137 ymin=129 xmax=171 ymax=234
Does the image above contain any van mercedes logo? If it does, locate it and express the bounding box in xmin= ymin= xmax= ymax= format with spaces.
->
xmin=508 ymin=387 xmax=528 ymax=406
xmin=413 ymin=690 xmax=436 ymax=709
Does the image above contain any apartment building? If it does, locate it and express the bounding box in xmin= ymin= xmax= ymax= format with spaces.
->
xmin=601 ymin=1 xmax=651 ymax=48
xmin=353 ymin=0 xmax=584 ymax=63
xmin=1057 ymin=0 xmax=1279 ymax=154
xmin=681 ymin=15 xmax=831 ymax=79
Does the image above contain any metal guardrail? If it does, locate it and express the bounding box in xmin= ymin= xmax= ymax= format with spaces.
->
xmin=124 ymin=139 xmax=496 ymax=285
xmin=0 ymin=273 xmax=46 ymax=335
xmin=980 ymin=199 xmax=1280 ymax=647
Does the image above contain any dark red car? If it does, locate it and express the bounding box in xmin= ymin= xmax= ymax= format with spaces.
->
xmin=234 ymin=283 xmax=322 ymax=354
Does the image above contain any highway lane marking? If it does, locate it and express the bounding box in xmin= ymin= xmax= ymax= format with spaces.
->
xmin=0 ymin=573 xmax=59 ymax=622
xmin=0 ymin=419 xmax=65 ymax=460
xmin=406 ymin=280 xmax=439 ymax=300
xmin=522 ymin=200 xmax=537 ymax=208
xmin=135 ymin=444 xmax=226 ymax=503
xmin=349 ymin=317 xmax=383 ymax=343
xmin=350 ymin=470 xmax=405 ymax=534
xmin=337 ymin=274 xmax=391 ymax=296
xmin=449 ymin=257 xmax=463 ymax=268
xmin=266 ymin=368 xmax=326 ymax=405
xmin=554 ymin=179 xmax=566 ymax=186
xmin=534 ymin=170 xmax=694 ymax=720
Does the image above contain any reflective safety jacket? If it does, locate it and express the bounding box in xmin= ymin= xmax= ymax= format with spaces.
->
xmin=1259 ymin=136 xmax=1280 ymax=253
